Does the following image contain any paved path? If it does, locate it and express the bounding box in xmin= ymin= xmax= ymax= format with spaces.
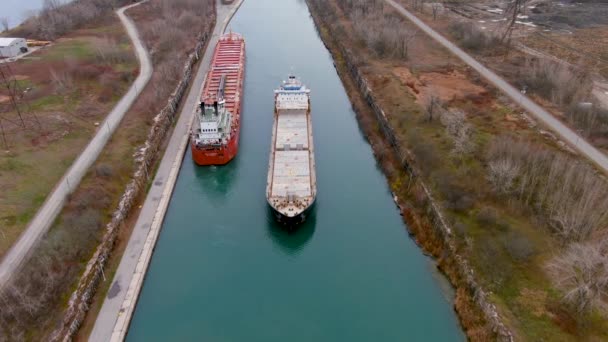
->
xmin=0 ymin=46 xmax=44 ymax=64
xmin=385 ymin=0 xmax=608 ymax=172
xmin=0 ymin=1 xmax=152 ymax=288
xmin=89 ymin=0 xmax=243 ymax=340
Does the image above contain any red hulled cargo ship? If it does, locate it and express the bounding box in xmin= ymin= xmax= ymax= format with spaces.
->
xmin=191 ymin=32 xmax=245 ymax=165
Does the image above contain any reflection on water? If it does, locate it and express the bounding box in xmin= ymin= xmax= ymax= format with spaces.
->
xmin=266 ymin=206 xmax=316 ymax=255
xmin=191 ymin=157 xmax=238 ymax=204
xmin=128 ymin=0 xmax=464 ymax=339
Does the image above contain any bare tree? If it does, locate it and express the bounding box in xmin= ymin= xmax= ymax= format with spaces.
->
xmin=501 ymin=0 xmax=529 ymax=45
xmin=487 ymin=158 xmax=520 ymax=194
xmin=1 ymin=17 xmax=9 ymax=32
xmin=431 ymin=2 xmax=442 ymax=20
xmin=441 ymin=109 xmax=473 ymax=155
xmin=486 ymin=137 xmax=608 ymax=241
xmin=49 ymin=67 xmax=74 ymax=94
xmin=411 ymin=0 xmax=425 ymax=12
xmin=424 ymin=92 xmax=442 ymax=122
xmin=399 ymin=28 xmax=418 ymax=59
xmin=545 ymin=160 xmax=608 ymax=241
xmin=546 ymin=241 xmax=608 ymax=318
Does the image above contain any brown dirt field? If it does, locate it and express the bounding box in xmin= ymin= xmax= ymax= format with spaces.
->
xmin=393 ymin=67 xmax=488 ymax=104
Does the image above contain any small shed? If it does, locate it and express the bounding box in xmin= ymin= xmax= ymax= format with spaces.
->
xmin=0 ymin=38 xmax=28 ymax=58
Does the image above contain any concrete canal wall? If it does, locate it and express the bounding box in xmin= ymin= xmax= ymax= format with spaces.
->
xmin=86 ymin=1 xmax=245 ymax=341
xmin=306 ymin=2 xmax=513 ymax=341
xmin=49 ymin=24 xmax=214 ymax=342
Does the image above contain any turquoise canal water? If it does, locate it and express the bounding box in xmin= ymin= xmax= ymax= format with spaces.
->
xmin=127 ymin=0 xmax=464 ymax=340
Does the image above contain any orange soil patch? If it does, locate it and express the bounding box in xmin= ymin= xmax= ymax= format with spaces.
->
xmin=0 ymin=95 xmax=9 ymax=104
xmin=393 ymin=67 xmax=487 ymax=104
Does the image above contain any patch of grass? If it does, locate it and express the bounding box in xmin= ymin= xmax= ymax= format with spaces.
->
xmin=44 ymin=39 xmax=96 ymax=61
xmin=30 ymin=94 xmax=65 ymax=110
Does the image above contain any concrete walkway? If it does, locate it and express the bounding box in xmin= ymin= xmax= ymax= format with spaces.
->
xmin=89 ymin=0 xmax=243 ymax=340
xmin=385 ymin=0 xmax=608 ymax=173
xmin=0 ymin=46 xmax=44 ymax=64
xmin=0 ymin=1 xmax=152 ymax=288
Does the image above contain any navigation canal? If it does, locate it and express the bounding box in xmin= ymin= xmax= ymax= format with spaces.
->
xmin=127 ymin=0 xmax=464 ymax=340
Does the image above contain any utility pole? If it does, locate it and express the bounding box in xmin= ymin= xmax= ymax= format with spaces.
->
xmin=501 ymin=0 xmax=529 ymax=47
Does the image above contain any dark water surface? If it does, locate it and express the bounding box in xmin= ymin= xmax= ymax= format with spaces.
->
xmin=127 ymin=0 xmax=464 ymax=340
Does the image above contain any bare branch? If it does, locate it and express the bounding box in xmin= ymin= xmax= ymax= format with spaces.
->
xmin=546 ymin=241 xmax=608 ymax=318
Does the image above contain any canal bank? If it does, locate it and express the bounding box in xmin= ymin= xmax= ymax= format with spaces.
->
xmin=305 ymin=1 xmax=513 ymax=339
xmin=88 ymin=1 xmax=244 ymax=340
xmin=127 ymin=0 xmax=464 ymax=340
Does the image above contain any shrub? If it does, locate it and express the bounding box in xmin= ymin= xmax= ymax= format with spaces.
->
xmin=449 ymin=21 xmax=500 ymax=53
xmin=520 ymin=58 xmax=592 ymax=110
xmin=77 ymin=64 xmax=104 ymax=81
xmin=338 ymin=0 xmax=417 ymax=59
xmin=94 ymin=37 xmax=134 ymax=65
xmin=476 ymin=237 xmax=512 ymax=288
xmin=95 ymin=164 xmax=114 ymax=178
xmin=436 ymin=175 xmax=475 ymax=213
xmin=486 ymin=136 xmax=608 ymax=242
xmin=503 ymin=231 xmax=535 ymax=262
xmin=440 ymin=109 xmax=474 ymax=155
xmin=476 ymin=206 xmax=498 ymax=227
xmin=566 ymin=102 xmax=608 ymax=138
xmin=453 ymin=220 xmax=468 ymax=237
xmin=49 ymin=68 xmax=74 ymax=94
xmin=546 ymin=241 xmax=608 ymax=319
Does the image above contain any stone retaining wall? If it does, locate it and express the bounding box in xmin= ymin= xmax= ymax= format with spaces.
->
xmin=344 ymin=44 xmax=514 ymax=342
xmin=49 ymin=30 xmax=211 ymax=342
xmin=307 ymin=2 xmax=513 ymax=341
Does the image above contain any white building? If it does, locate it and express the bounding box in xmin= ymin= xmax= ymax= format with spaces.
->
xmin=0 ymin=38 xmax=28 ymax=58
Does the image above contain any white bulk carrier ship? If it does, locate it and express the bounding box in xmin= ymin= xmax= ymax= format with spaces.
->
xmin=266 ymin=75 xmax=316 ymax=225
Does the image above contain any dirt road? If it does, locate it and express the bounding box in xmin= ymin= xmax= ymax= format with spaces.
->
xmin=0 ymin=1 xmax=152 ymax=288
xmin=385 ymin=0 xmax=608 ymax=172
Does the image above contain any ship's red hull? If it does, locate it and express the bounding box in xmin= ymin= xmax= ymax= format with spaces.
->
xmin=191 ymin=127 xmax=240 ymax=165
xmin=191 ymin=32 xmax=245 ymax=166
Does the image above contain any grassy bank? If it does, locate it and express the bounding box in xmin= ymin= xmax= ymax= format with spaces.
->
xmin=307 ymin=0 xmax=608 ymax=340
xmin=0 ymin=8 xmax=137 ymax=260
